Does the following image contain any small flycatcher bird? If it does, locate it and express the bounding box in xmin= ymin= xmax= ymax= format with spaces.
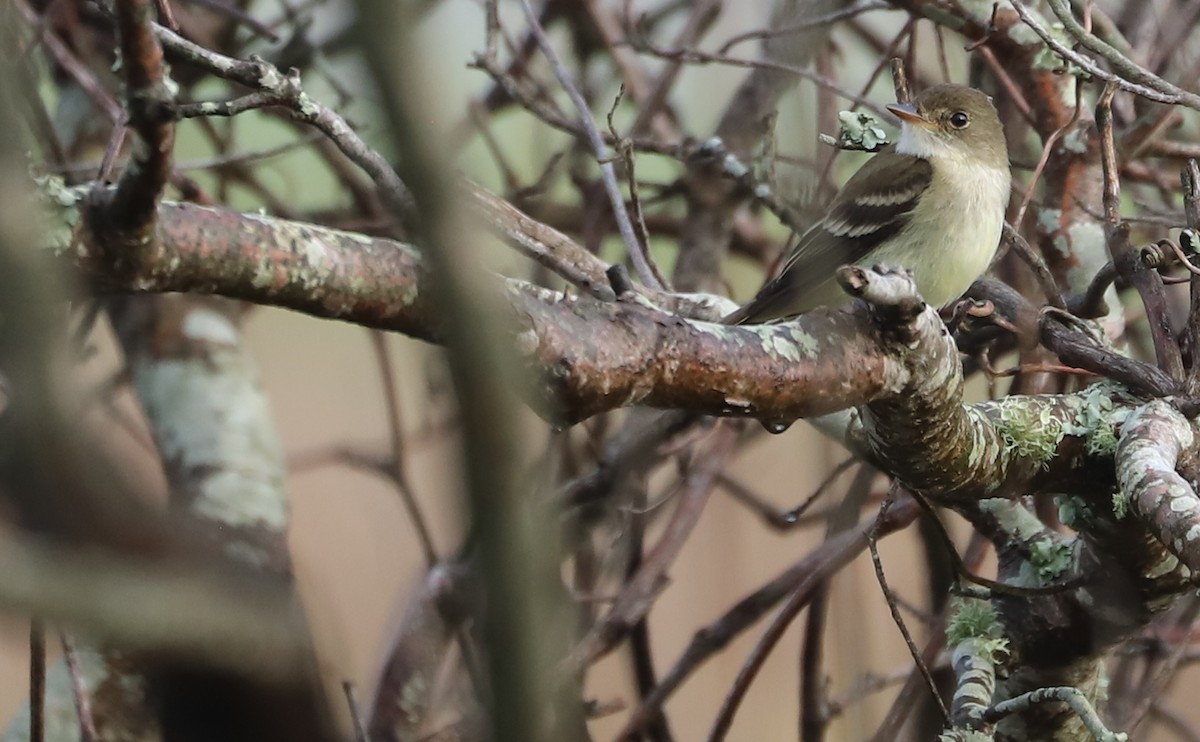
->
xmin=725 ymin=84 xmax=1011 ymax=324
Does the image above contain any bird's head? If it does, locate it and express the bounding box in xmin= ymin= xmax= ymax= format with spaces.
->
xmin=887 ymin=84 xmax=1008 ymax=169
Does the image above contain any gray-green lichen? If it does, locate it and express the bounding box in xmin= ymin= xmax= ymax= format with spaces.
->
xmin=1065 ymin=220 xmax=1109 ymax=292
xmin=938 ymin=731 xmax=995 ymax=742
xmin=1067 ymin=380 xmax=1136 ymax=457
xmin=755 ymin=323 xmax=819 ymax=362
xmin=835 ymin=111 xmax=890 ymax=151
xmin=992 ymin=402 xmax=1066 ymax=470
xmin=1059 ymin=125 xmax=1090 ymax=154
xmin=1037 ymin=207 xmax=1063 ymax=236
xmin=1057 ymin=494 xmax=1098 ymax=530
xmin=133 ymin=306 xmax=288 ymax=536
xmin=979 ymin=498 xmax=1051 ymax=543
xmin=35 ymin=174 xmax=86 ymax=256
xmin=295 ymin=90 xmax=321 ymax=119
xmin=1030 ymin=538 xmax=1073 ymax=580
xmin=947 ymin=598 xmax=1008 ymax=657
xmin=1112 ymin=491 xmax=1130 ymax=519
xmin=1031 ymin=22 xmax=1088 ymax=77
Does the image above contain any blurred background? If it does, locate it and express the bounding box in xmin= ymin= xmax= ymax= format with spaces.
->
xmin=7 ymin=0 xmax=1200 ymax=740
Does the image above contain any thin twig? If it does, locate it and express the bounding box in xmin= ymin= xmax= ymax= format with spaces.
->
xmin=1097 ymin=82 xmax=1121 ymax=228
xmin=1011 ymin=84 xmax=1084 ymax=230
xmin=370 ymin=331 xmax=438 ymax=566
xmin=706 ymin=577 xmax=815 ymax=741
xmin=616 ymin=497 xmax=920 ymax=740
xmin=889 ymin=57 xmax=911 ymax=104
xmin=1043 ymin=0 xmax=1200 ymax=111
xmin=150 ymin=24 xmax=415 ymax=219
xmin=60 ymin=635 xmax=98 ymax=742
xmin=869 ymin=486 xmax=949 ymax=725
xmin=608 ymin=88 xmax=671 ymax=290
xmin=708 ymin=463 xmax=875 ymax=742
xmin=30 ymin=621 xmax=44 ymax=742
xmin=570 ymin=423 xmax=737 ymax=667
xmin=1009 ymin=0 xmax=1200 ymax=109
xmin=717 ymin=457 xmax=858 ymax=528
xmin=105 ymin=0 xmax=174 ymax=235
xmin=1003 ymin=223 xmax=1066 ymax=310
xmin=636 ymin=43 xmax=893 ymax=119
xmin=516 ymin=0 xmax=665 ymax=291
xmin=717 ymin=0 xmax=889 ymax=54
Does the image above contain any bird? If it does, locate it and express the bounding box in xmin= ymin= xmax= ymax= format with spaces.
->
xmin=724 ymin=83 xmax=1012 ymax=325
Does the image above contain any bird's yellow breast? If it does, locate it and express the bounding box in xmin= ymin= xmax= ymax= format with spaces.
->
xmin=872 ymin=157 xmax=1010 ymax=307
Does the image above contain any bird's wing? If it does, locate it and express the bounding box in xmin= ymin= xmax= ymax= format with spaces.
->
xmin=728 ymin=149 xmax=933 ymax=324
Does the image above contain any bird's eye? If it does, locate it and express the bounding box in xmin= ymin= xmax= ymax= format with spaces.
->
xmin=949 ymin=111 xmax=970 ymax=129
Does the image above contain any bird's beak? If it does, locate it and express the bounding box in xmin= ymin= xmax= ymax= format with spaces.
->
xmin=886 ymin=103 xmax=934 ymax=128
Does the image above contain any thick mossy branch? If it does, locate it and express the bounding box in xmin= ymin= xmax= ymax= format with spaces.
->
xmin=1117 ymin=401 xmax=1200 ymax=573
xmin=42 ymin=188 xmax=1196 ymax=510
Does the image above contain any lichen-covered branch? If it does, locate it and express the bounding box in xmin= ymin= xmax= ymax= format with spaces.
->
xmin=1116 ymin=401 xmax=1200 ymax=573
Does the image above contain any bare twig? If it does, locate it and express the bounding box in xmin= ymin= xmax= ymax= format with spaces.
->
xmin=1011 ymin=84 xmax=1084 ymax=230
xmin=616 ymin=497 xmax=920 ymax=740
xmin=30 ymin=621 xmax=44 ymax=742
xmin=1043 ymin=0 xmax=1200 ymax=111
xmin=1010 ymin=0 xmax=1200 ymax=109
xmin=370 ymin=331 xmax=437 ymax=566
xmin=869 ymin=486 xmax=949 ymax=725
xmin=571 ymin=423 xmax=737 ymax=667
xmin=516 ymin=0 xmax=664 ymax=291
xmin=104 ymin=0 xmax=174 ymax=236
xmin=717 ymin=1 xmax=889 ymax=54
xmin=150 ymin=24 xmax=415 ymax=219
xmin=1003 ymin=223 xmax=1066 ymax=310
xmin=60 ymin=635 xmax=99 ymax=742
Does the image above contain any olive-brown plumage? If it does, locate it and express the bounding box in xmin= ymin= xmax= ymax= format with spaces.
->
xmin=726 ymin=84 xmax=1011 ymax=324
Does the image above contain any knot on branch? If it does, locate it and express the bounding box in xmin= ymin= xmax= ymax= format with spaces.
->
xmin=837 ymin=264 xmax=926 ymax=342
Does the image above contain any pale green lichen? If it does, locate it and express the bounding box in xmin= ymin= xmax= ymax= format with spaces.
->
xmin=756 ymin=324 xmax=819 ymax=362
xmin=399 ymin=281 xmax=420 ymax=307
xmin=964 ymin=407 xmax=996 ymax=471
xmin=785 ymin=324 xmax=819 ymax=355
xmin=36 ymin=173 xmax=86 ymax=208
xmin=251 ymin=251 xmax=276 ymax=288
xmin=979 ymin=498 xmax=1047 ymax=542
xmin=1112 ymin=491 xmax=1130 ymax=519
xmin=1030 ymin=537 xmax=1073 ymax=580
xmin=295 ymin=90 xmax=321 ymax=119
xmin=938 ymin=731 xmax=995 ymax=742
xmin=34 ymin=174 xmax=86 ymax=256
xmin=835 ymin=111 xmax=890 ymax=151
xmin=1037 ymin=207 xmax=1063 ymax=235
xmin=255 ymin=62 xmax=284 ymax=89
xmin=303 ymin=233 xmax=330 ymax=269
xmin=136 ymin=355 xmax=288 ymax=533
xmin=993 ymin=402 xmax=1064 ymax=470
xmin=1144 ymin=552 xmax=1181 ymax=579
xmin=760 ymin=331 xmax=802 ymax=362
xmin=1086 ymin=423 xmax=1120 ymax=458
xmin=1071 ymin=381 xmax=1135 ymax=457
xmin=946 ymin=599 xmax=1008 ymax=658
xmin=1060 ymin=126 xmax=1090 ymax=154
xmin=1057 ymin=495 xmax=1082 ymax=528
xmin=691 ymin=321 xmax=740 ymax=341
